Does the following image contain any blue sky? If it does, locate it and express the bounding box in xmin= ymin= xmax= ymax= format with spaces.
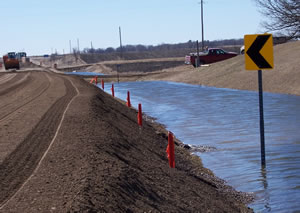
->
xmin=0 ymin=0 xmax=264 ymax=56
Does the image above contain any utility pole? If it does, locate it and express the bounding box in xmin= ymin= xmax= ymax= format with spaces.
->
xmin=200 ymin=0 xmax=204 ymax=51
xmin=91 ymin=41 xmax=93 ymax=50
xmin=119 ymin=26 xmax=123 ymax=59
xmin=77 ymin=38 xmax=80 ymax=53
xmin=69 ymin=40 xmax=72 ymax=54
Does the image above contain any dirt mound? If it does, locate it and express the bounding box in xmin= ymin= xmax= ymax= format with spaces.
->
xmin=20 ymin=62 xmax=41 ymax=69
xmin=80 ymin=51 xmax=188 ymax=63
xmin=54 ymin=54 xmax=86 ymax=67
xmin=30 ymin=54 xmax=86 ymax=68
xmin=85 ymin=63 xmax=114 ymax=74
xmin=104 ymin=60 xmax=184 ymax=74
xmin=83 ymin=58 xmax=184 ymax=76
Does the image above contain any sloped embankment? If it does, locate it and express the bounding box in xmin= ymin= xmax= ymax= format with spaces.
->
xmin=1 ymin=75 xmax=252 ymax=212
xmin=104 ymin=60 xmax=183 ymax=73
xmin=83 ymin=58 xmax=185 ymax=75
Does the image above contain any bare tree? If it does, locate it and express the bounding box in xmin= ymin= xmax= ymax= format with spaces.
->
xmin=254 ymin=0 xmax=300 ymax=38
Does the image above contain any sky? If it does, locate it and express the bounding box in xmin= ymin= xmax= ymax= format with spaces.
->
xmin=0 ymin=0 xmax=265 ymax=56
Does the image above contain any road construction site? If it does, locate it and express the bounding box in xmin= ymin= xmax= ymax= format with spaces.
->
xmin=0 ymin=40 xmax=299 ymax=212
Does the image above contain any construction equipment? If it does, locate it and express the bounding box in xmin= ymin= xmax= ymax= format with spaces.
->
xmin=3 ymin=52 xmax=20 ymax=70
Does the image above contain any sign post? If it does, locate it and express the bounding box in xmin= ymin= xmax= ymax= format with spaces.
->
xmin=244 ymin=34 xmax=274 ymax=167
xmin=258 ymin=69 xmax=265 ymax=166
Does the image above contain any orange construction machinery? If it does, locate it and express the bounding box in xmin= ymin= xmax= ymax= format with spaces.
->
xmin=3 ymin=52 xmax=20 ymax=70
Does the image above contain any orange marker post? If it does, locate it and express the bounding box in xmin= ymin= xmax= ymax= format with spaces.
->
xmin=101 ymin=79 xmax=104 ymax=90
xmin=166 ymin=131 xmax=175 ymax=168
xmin=127 ymin=91 xmax=131 ymax=108
xmin=95 ymin=76 xmax=98 ymax=85
xmin=111 ymin=84 xmax=115 ymax=97
xmin=90 ymin=77 xmax=95 ymax=84
xmin=137 ymin=103 xmax=142 ymax=126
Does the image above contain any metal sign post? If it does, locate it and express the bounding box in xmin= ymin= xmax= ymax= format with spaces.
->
xmin=244 ymin=34 xmax=274 ymax=167
xmin=116 ymin=64 xmax=120 ymax=83
xmin=196 ymin=40 xmax=200 ymax=67
xmin=258 ymin=70 xmax=266 ymax=166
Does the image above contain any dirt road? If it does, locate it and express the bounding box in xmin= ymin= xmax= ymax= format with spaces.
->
xmin=0 ymin=71 xmax=77 ymax=208
xmin=0 ymin=71 xmax=252 ymax=212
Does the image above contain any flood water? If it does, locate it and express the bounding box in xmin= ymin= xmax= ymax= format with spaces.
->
xmin=65 ymin=71 xmax=105 ymax=76
xmin=100 ymin=81 xmax=300 ymax=212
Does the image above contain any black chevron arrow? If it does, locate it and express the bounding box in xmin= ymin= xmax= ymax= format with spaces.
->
xmin=246 ymin=35 xmax=272 ymax=69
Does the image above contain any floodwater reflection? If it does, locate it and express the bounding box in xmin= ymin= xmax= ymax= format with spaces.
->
xmin=100 ymin=81 xmax=300 ymax=212
xmin=260 ymin=166 xmax=271 ymax=212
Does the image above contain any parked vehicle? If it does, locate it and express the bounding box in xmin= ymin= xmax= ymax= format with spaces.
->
xmin=3 ymin=52 xmax=20 ymax=70
xmin=185 ymin=48 xmax=238 ymax=67
xmin=240 ymin=45 xmax=245 ymax=54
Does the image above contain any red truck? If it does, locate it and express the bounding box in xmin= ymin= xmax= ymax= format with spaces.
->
xmin=3 ymin=52 xmax=20 ymax=70
xmin=185 ymin=48 xmax=237 ymax=67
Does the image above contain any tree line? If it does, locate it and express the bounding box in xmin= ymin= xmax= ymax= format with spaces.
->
xmin=81 ymin=39 xmax=244 ymax=54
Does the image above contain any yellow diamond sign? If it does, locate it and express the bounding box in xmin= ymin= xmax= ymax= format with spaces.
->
xmin=244 ymin=34 xmax=274 ymax=70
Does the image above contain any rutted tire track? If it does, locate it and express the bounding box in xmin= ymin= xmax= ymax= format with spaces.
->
xmin=0 ymin=74 xmax=16 ymax=85
xmin=0 ymin=73 xmax=31 ymax=97
xmin=0 ymin=73 xmax=51 ymax=122
xmin=0 ymin=76 xmax=77 ymax=206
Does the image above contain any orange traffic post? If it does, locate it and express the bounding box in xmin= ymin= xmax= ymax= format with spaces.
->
xmin=166 ymin=131 xmax=175 ymax=168
xmin=127 ymin=91 xmax=131 ymax=108
xmin=95 ymin=76 xmax=98 ymax=85
xmin=90 ymin=77 xmax=95 ymax=84
xmin=137 ymin=103 xmax=142 ymax=126
xmin=111 ymin=83 xmax=115 ymax=97
xmin=101 ymin=79 xmax=104 ymax=90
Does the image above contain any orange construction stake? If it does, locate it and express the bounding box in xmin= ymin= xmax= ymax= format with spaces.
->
xmin=90 ymin=77 xmax=95 ymax=84
xmin=101 ymin=79 xmax=104 ymax=90
xmin=166 ymin=131 xmax=175 ymax=168
xmin=111 ymin=83 xmax=115 ymax=97
xmin=137 ymin=103 xmax=142 ymax=126
xmin=127 ymin=91 xmax=131 ymax=107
